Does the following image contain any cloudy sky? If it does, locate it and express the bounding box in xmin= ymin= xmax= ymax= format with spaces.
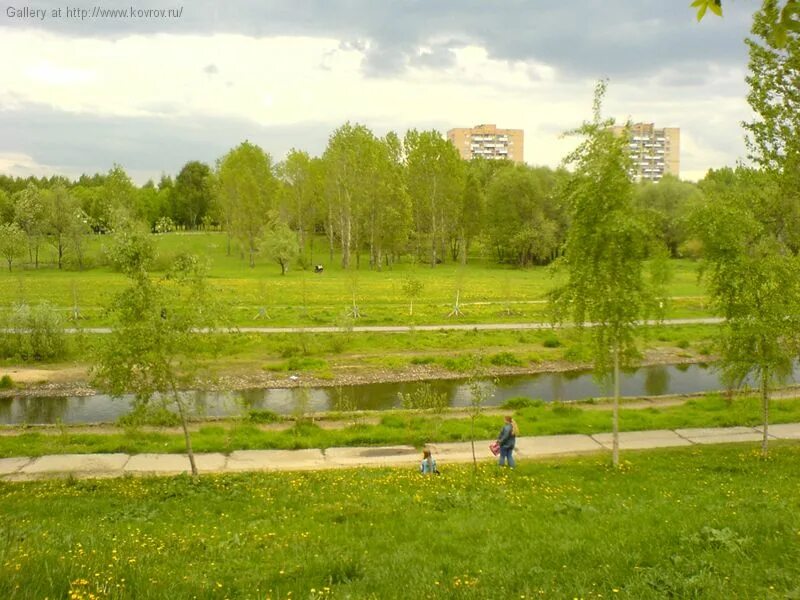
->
xmin=0 ymin=0 xmax=759 ymax=183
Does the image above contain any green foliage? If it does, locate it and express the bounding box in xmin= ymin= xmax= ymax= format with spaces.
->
xmin=261 ymin=219 xmax=300 ymax=275
xmin=542 ymin=335 xmax=561 ymax=348
xmin=117 ymin=404 xmax=182 ymax=428
xmin=246 ymin=409 xmax=281 ymax=424
xmin=0 ymin=374 xmax=13 ymax=389
xmin=488 ymin=351 xmax=523 ymax=366
xmin=0 ymin=302 xmax=66 ymax=361
xmin=397 ymin=383 xmax=448 ymax=413
xmin=0 ymin=222 xmax=26 ymax=271
xmin=693 ymin=167 xmax=800 ymax=456
xmin=691 ymin=0 xmax=723 ymax=21
xmin=501 ymin=396 xmax=542 ymax=410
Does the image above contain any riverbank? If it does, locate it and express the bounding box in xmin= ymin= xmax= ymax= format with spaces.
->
xmin=2 ymin=391 xmax=799 ymax=458
xmin=0 ymin=345 xmax=708 ymax=399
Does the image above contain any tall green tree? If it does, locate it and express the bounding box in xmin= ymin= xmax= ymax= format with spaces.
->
xmin=42 ymin=185 xmax=85 ymax=270
xmin=549 ymin=81 xmax=666 ymax=467
xmin=216 ymin=142 xmax=278 ymax=267
xmin=404 ymin=130 xmax=464 ymax=267
xmin=173 ymin=161 xmax=213 ymax=229
xmin=693 ymin=168 xmax=800 ymax=457
xmin=13 ymin=183 xmax=45 ymax=268
xmin=321 ymin=123 xmax=384 ymax=269
xmin=743 ymin=0 xmax=800 ymax=252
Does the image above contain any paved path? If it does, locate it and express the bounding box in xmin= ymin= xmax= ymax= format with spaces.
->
xmin=58 ymin=317 xmax=723 ymax=335
xmin=2 ymin=422 xmax=799 ymax=482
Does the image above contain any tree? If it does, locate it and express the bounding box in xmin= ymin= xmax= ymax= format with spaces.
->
xmin=92 ymin=223 xmax=220 ymax=477
xmin=0 ymin=222 xmax=25 ymax=271
xmin=262 ymin=220 xmax=300 ymax=275
xmin=173 ymin=161 xmax=213 ymax=229
xmin=322 ymin=123 xmax=383 ymax=269
xmin=42 ymin=185 xmax=85 ymax=269
xmin=635 ymin=175 xmax=704 ymax=258
xmin=693 ymin=168 xmax=800 ymax=457
xmin=485 ymin=165 xmax=560 ymax=266
xmin=216 ymin=142 xmax=278 ymax=267
xmin=549 ymin=81 xmax=667 ymax=467
xmin=742 ymin=0 xmax=800 ymax=252
xmin=401 ymin=274 xmax=424 ymax=316
xmin=13 ymin=183 xmax=45 ymax=268
xmin=404 ymin=130 xmax=465 ymax=267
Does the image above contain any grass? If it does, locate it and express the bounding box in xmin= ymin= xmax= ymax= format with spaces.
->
xmin=1 ymin=393 xmax=799 ymax=458
xmin=1 ymin=443 xmax=799 ymax=598
xmin=0 ymin=232 xmax=711 ymax=328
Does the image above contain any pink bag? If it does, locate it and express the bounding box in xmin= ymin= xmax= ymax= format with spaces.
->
xmin=489 ymin=441 xmax=500 ymax=456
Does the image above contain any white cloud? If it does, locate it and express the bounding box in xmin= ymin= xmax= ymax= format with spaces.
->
xmin=0 ymin=25 xmax=752 ymax=180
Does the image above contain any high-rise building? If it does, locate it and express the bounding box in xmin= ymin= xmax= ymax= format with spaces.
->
xmin=610 ymin=122 xmax=680 ymax=182
xmin=447 ymin=124 xmax=524 ymax=163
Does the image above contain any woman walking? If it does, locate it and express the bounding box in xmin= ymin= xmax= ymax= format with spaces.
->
xmin=496 ymin=415 xmax=519 ymax=468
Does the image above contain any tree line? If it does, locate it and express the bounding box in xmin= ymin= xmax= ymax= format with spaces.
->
xmin=0 ymin=129 xmax=738 ymax=275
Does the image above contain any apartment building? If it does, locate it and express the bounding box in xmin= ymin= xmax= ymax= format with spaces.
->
xmin=447 ymin=124 xmax=524 ymax=163
xmin=610 ymin=122 xmax=680 ymax=182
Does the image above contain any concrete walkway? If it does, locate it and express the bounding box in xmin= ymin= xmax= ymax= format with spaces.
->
xmin=2 ymin=423 xmax=800 ymax=482
xmin=56 ymin=317 xmax=723 ymax=335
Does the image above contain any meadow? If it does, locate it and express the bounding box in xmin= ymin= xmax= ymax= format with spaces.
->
xmin=0 ymin=232 xmax=710 ymax=328
xmin=1 ymin=442 xmax=798 ymax=599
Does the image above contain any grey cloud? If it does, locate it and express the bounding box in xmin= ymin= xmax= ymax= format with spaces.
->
xmin=1 ymin=0 xmax=755 ymax=79
xmin=0 ymin=104 xmax=334 ymax=181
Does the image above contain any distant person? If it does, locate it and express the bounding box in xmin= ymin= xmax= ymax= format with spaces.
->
xmin=420 ymin=449 xmax=439 ymax=475
xmin=496 ymin=415 xmax=519 ymax=468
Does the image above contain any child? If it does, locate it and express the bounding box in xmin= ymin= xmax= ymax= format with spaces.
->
xmin=420 ymin=449 xmax=440 ymax=475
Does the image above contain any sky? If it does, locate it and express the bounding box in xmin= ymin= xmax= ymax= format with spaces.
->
xmin=0 ymin=0 xmax=760 ymax=183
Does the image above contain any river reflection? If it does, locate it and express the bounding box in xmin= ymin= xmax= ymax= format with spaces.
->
xmin=0 ymin=362 xmax=785 ymax=425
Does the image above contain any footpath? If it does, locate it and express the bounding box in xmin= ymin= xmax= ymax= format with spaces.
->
xmin=2 ymin=423 xmax=800 ymax=482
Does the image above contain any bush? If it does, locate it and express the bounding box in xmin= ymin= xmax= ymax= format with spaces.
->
xmin=501 ymin=396 xmax=543 ymax=410
xmin=247 ymin=409 xmax=281 ymax=424
xmin=0 ymin=374 xmax=13 ymax=389
xmin=676 ymin=339 xmax=690 ymax=349
xmin=543 ymin=335 xmax=562 ymax=348
xmin=0 ymin=303 xmax=67 ymax=361
xmin=117 ymin=405 xmax=181 ymax=427
xmin=489 ymin=352 xmax=523 ymax=367
xmin=398 ymin=383 xmax=449 ymax=413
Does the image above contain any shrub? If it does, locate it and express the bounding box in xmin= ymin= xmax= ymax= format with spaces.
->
xmin=0 ymin=374 xmax=13 ymax=389
xmin=117 ymin=405 xmax=181 ymax=427
xmin=1 ymin=302 xmax=67 ymax=361
xmin=489 ymin=352 xmax=523 ymax=366
xmin=247 ymin=409 xmax=281 ymax=424
xmin=543 ymin=335 xmax=561 ymax=348
xmin=398 ymin=383 xmax=449 ymax=413
xmin=676 ymin=339 xmax=690 ymax=349
xmin=501 ymin=396 xmax=542 ymax=410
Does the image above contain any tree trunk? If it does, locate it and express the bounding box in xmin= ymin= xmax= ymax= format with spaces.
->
xmin=761 ymin=366 xmax=769 ymax=458
xmin=612 ymin=344 xmax=620 ymax=467
xmin=173 ymin=387 xmax=198 ymax=477
xmin=470 ymin=417 xmax=477 ymax=472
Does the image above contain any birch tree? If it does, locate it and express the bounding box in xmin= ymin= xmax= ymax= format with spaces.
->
xmin=549 ymin=81 xmax=667 ymax=467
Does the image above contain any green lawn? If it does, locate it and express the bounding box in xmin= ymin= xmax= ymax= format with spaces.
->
xmin=1 ymin=443 xmax=798 ymax=598
xmin=0 ymin=232 xmax=710 ymax=327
